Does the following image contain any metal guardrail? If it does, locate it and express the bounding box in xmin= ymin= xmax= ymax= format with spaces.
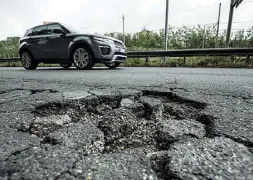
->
xmin=0 ymin=57 xmax=20 ymax=62
xmin=0 ymin=48 xmax=252 ymax=62
xmin=127 ymin=48 xmax=253 ymax=58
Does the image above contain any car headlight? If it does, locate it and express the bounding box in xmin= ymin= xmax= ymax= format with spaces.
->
xmin=108 ymin=40 xmax=114 ymax=45
xmin=93 ymin=37 xmax=114 ymax=45
xmin=93 ymin=37 xmax=107 ymax=42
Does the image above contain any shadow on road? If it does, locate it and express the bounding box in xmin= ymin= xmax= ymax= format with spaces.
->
xmin=18 ymin=67 xmax=124 ymax=71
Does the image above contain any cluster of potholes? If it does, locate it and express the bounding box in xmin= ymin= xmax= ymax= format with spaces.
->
xmin=1 ymin=89 xmax=253 ymax=180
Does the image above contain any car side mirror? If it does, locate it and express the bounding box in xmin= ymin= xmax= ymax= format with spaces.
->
xmin=52 ymin=28 xmax=65 ymax=34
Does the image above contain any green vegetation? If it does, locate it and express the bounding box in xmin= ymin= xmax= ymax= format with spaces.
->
xmin=105 ymin=25 xmax=253 ymax=50
xmin=0 ymin=37 xmax=20 ymax=58
xmin=1 ymin=25 xmax=253 ymax=68
xmin=121 ymin=56 xmax=253 ymax=68
xmin=1 ymin=56 xmax=251 ymax=68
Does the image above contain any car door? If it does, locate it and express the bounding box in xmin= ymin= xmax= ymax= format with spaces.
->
xmin=29 ymin=25 xmax=49 ymax=60
xmin=43 ymin=24 xmax=72 ymax=60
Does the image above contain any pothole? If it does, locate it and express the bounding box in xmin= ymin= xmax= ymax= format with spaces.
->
xmin=28 ymin=90 xmax=211 ymax=180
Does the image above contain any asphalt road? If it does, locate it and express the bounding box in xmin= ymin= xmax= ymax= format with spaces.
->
xmin=0 ymin=66 xmax=253 ymax=179
xmin=0 ymin=67 xmax=253 ymax=96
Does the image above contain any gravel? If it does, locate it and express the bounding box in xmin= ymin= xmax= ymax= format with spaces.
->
xmin=44 ymin=122 xmax=104 ymax=155
xmin=29 ymin=114 xmax=72 ymax=137
xmin=139 ymin=96 xmax=164 ymax=120
xmin=98 ymin=108 xmax=139 ymax=143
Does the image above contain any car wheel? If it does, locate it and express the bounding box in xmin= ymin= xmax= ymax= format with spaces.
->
xmin=60 ymin=63 xmax=72 ymax=69
xmin=20 ymin=51 xmax=38 ymax=70
xmin=105 ymin=62 xmax=120 ymax=69
xmin=72 ymin=46 xmax=94 ymax=70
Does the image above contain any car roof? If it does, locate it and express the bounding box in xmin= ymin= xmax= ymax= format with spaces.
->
xmin=31 ymin=22 xmax=61 ymax=30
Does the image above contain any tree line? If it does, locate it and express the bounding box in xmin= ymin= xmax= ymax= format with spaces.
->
xmin=1 ymin=25 xmax=253 ymax=58
xmin=106 ymin=25 xmax=253 ymax=50
xmin=0 ymin=37 xmax=20 ymax=57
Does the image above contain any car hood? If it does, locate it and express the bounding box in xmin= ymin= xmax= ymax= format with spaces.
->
xmin=70 ymin=33 xmax=123 ymax=43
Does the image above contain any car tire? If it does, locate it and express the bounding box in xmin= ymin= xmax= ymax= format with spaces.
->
xmin=105 ymin=62 xmax=121 ymax=69
xmin=72 ymin=46 xmax=94 ymax=70
xmin=60 ymin=63 xmax=72 ymax=69
xmin=20 ymin=51 xmax=38 ymax=70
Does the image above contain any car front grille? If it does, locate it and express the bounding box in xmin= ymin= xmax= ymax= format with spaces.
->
xmin=114 ymin=52 xmax=126 ymax=56
xmin=115 ymin=56 xmax=127 ymax=61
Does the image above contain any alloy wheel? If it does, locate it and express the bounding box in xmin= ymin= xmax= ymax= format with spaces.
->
xmin=21 ymin=52 xmax=32 ymax=68
xmin=73 ymin=48 xmax=90 ymax=69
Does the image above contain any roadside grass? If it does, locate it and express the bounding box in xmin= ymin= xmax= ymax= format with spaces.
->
xmin=0 ymin=56 xmax=252 ymax=68
xmin=121 ymin=56 xmax=253 ymax=68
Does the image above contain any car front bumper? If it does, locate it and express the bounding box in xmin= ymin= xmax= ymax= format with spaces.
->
xmin=92 ymin=39 xmax=127 ymax=63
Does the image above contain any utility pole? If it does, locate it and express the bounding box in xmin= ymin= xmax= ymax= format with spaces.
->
xmin=226 ymin=0 xmax=234 ymax=47
xmin=202 ymin=26 xmax=206 ymax=49
xmin=226 ymin=0 xmax=244 ymax=47
xmin=164 ymin=0 xmax=169 ymax=50
xmin=122 ymin=15 xmax=125 ymax=44
xmin=163 ymin=0 xmax=169 ymax=63
xmin=215 ymin=3 xmax=221 ymax=48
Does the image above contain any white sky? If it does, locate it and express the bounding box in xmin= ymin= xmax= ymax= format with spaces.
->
xmin=0 ymin=0 xmax=253 ymax=40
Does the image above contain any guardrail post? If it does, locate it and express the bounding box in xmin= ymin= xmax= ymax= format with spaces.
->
xmin=183 ymin=56 xmax=186 ymax=65
xmin=145 ymin=57 xmax=149 ymax=63
xmin=246 ymin=55 xmax=251 ymax=67
xmin=230 ymin=55 xmax=234 ymax=66
xmin=162 ymin=57 xmax=166 ymax=63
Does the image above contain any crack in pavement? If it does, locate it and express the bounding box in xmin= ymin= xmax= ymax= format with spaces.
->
xmin=199 ymin=92 xmax=253 ymax=100
xmin=1 ymin=147 xmax=33 ymax=163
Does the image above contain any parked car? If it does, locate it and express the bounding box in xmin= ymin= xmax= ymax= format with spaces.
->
xmin=19 ymin=22 xmax=127 ymax=70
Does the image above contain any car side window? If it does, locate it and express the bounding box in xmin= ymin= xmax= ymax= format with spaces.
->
xmin=32 ymin=26 xmax=48 ymax=36
xmin=26 ymin=29 xmax=34 ymax=36
xmin=24 ymin=29 xmax=33 ymax=37
xmin=47 ymin=24 xmax=66 ymax=35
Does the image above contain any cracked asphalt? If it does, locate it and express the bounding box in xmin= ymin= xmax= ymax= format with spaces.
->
xmin=0 ymin=67 xmax=253 ymax=180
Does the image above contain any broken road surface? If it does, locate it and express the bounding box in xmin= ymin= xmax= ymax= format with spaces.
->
xmin=0 ymin=67 xmax=253 ymax=179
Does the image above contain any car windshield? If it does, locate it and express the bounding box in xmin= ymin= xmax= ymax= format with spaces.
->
xmin=61 ymin=23 xmax=82 ymax=34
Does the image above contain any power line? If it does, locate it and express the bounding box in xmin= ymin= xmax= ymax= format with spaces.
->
xmin=231 ymin=21 xmax=253 ymax=24
xmin=170 ymin=4 xmax=219 ymax=14
xmin=126 ymin=2 xmax=224 ymax=21
xmin=218 ymin=21 xmax=253 ymax=24
xmin=243 ymin=0 xmax=253 ymax=3
xmin=127 ymin=1 xmax=253 ymax=23
xmin=66 ymin=0 xmax=253 ymax=34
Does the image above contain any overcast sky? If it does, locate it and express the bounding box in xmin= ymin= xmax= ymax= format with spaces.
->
xmin=1 ymin=0 xmax=253 ymax=40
